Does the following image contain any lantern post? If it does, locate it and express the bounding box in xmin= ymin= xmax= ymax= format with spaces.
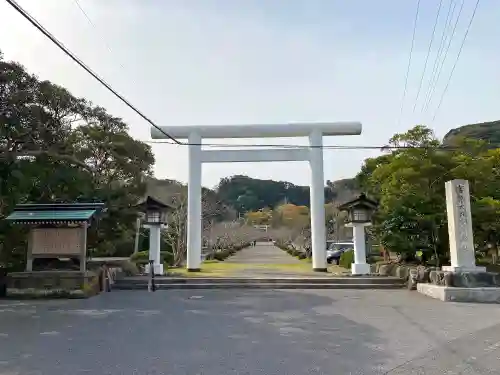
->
xmin=339 ymin=193 xmax=378 ymax=275
xmin=135 ymin=196 xmax=172 ymax=276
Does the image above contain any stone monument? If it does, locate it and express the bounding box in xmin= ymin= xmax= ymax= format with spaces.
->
xmin=442 ymin=179 xmax=485 ymax=273
xmin=416 ymin=180 xmax=500 ymax=303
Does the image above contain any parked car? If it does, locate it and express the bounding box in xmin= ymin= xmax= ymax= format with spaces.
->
xmin=326 ymin=242 xmax=354 ymax=264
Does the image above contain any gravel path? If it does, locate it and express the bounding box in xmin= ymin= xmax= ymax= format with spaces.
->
xmin=225 ymin=241 xmax=303 ymax=264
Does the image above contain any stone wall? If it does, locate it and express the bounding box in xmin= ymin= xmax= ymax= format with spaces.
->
xmin=425 ymin=270 xmax=500 ymax=288
xmin=372 ymin=263 xmax=500 ymax=290
xmin=371 ymin=263 xmax=438 ymax=290
xmin=6 ymin=271 xmax=100 ymax=299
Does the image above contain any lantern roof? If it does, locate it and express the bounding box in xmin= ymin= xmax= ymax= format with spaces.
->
xmin=338 ymin=193 xmax=378 ymax=212
xmin=135 ymin=196 xmax=174 ymax=212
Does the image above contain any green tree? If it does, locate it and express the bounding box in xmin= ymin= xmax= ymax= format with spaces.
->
xmin=358 ymin=124 xmax=500 ymax=265
xmin=0 ymin=51 xmax=155 ymax=266
xmin=358 ymin=126 xmax=453 ymax=262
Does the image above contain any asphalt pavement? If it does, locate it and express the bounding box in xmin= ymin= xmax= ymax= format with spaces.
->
xmin=1 ymin=289 xmax=499 ymax=374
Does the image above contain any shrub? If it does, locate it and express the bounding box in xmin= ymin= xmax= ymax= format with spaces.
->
xmin=274 ymin=242 xmax=310 ymax=260
xmin=130 ymin=251 xmax=174 ymax=266
xmin=297 ymin=252 xmax=307 ymax=260
xmin=213 ymin=250 xmax=231 ymax=261
xmin=118 ymin=260 xmax=140 ymax=276
xmin=339 ymin=249 xmax=355 ymax=269
xmin=161 ymin=251 xmax=174 ymax=266
xmin=211 ymin=243 xmax=250 ymax=261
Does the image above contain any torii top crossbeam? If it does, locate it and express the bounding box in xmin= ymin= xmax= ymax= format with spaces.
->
xmin=151 ymin=122 xmax=362 ymax=139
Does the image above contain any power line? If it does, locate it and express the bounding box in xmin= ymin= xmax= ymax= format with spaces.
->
xmin=73 ymin=0 xmax=95 ymax=27
xmin=146 ymin=140 xmax=464 ymax=152
xmin=397 ymin=0 xmax=421 ymax=127
xmin=72 ymin=0 xmax=127 ymax=71
xmin=5 ymin=0 xmax=182 ymax=145
xmin=422 ymin=0 xmax=465 ymax=114
xmin=420 ymin=0 xmax=457 ymax=114
xmin=412 ymin=0 xmax=444 ymax=113
xmin=432 ymin=0 xmax=481 ymax=121
xmin=6 ymin=0 xmax=479 ymax=154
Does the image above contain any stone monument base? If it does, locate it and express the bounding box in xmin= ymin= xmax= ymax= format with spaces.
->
xmin=6 ymin=271 xmax=100 ymax=299
xmin=144 ymin=263 xmax=164 ymax=276
xmin=417 ymin=283 xmax=500 ymax=303
xmin=351 ymin=263 xmax=370 ymax=275
xmin=417 ymin=270 xmax=500 ymax=303
xmin=442 ymin=266 xmax=486 ymax=273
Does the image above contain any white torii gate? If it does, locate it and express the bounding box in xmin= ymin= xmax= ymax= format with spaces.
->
xmin=151 ymin=122 xmax=362 ymax=272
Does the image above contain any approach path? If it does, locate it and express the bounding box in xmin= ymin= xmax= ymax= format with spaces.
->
xmin=221 ymin=241 xmax=319 ymax=277
xmin=225 ymin=241 xmax=303 ymax=264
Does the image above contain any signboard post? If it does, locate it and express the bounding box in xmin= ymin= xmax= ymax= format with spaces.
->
xmin=148 ymin=259 xmax=156 ymax=292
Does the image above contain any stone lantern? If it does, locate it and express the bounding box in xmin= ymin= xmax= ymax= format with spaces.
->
xmin=136 ymin=196 xmax=173 ymax=275
xmin=338 ymin=193 xmax=378 ymax=275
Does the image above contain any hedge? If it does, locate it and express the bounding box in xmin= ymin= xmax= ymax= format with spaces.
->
xmin=211 ymin=243 xmax=251 ymax=261
xmin=274 ymin=241 xmax=309 ymax=259
xmin=130 ymin=251 xmax=174 ymax=266
xmin=339 ymin=249 xmax=355 ymax=269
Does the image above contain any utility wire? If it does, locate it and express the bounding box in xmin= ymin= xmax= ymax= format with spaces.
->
xmin=432 ymin=0 xmax=481 ymax=121
xmin=397 ymin=0 xmax=421 ymax=127
xmin=72 ymin=0 xmax=127 ymax=71
xmin=422 ymin=0 xmax=465 ymax=114
xmin=412 ymin=0 xmax=444 ymax=113
xmin=147 ymin=140 xmax=463 ymax=152
xmin=5 ymin=0 xmax=182 ymax=145
xmin=420 ymin=0 xmax=457 ymax=114
xmin=6 ymin=0 xmax=479 ymax=153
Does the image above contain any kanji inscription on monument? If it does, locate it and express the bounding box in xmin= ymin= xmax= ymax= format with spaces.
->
xmin=442 ymin=179 xmax=485 ymax=273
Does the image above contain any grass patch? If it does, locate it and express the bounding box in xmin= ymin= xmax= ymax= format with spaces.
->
xmin=167 ymin=261 xmax=351 ymax=277
xmin=168 ymin=261 xmax=318 ymax=277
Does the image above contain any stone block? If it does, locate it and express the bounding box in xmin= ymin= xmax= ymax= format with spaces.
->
xmin=378 ymin=264 xmax=397 ymax=276
xmin=417 ymin=283 xmax=500 ymax=303
xmin=429 ymin=270 xmax=453 ymax=286
xmin=395 ymin=265 xmax=410 ymax=280
xmin=408 ymin=268 xmax=418 ymax=290
xmin=450 ymin=272 xmax=500 ymax=288
xmin=7 ymin=271 xmax=100 ymax=299
xmin=416 ymin=266 xmax=436 ymax=283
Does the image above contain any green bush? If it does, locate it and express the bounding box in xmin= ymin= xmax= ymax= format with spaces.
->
xmin=211 ymin=243 xmax=250 ymax=261
xmin=297 ymin=252 xmax=307 ymax=260
xmin=213 ymin=249 xmax=232 ymax=261
xmin=130 ymin=251 xmax=174 ymax=266
xmin=339 ymin=249 xmax=355 ymax=269
xmin=273 ymin=242 xmax=310 ymax=260
xmin=118 ymin=260 xmax=140 ymax=276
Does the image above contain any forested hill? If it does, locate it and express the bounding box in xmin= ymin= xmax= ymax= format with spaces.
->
xmin=145 ymin=175 xmax=359 ymax=214
xmin=214 ymin=175 xmax=358 ymax=212
xmin=443 ymin=120 xmax=500 ymax=147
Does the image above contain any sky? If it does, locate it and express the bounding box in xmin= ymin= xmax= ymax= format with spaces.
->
xmin=0 ymin=0 xmax=498 ymax=189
